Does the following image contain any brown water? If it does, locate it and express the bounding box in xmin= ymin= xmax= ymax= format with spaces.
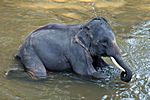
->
xmin=0 ymin=0 xmax=150 ymax=100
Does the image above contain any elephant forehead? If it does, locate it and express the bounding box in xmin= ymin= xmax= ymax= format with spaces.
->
xmin=97 ymin=31 xmax=115 ymax=40
xmin=90 ymin=17 xmax=107 ymax=24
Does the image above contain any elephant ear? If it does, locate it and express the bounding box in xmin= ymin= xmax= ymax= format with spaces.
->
xmin=76 ymin=25 xmax=94 ymax=49
xmin=81 ymin=24 xmax=93 ymax=39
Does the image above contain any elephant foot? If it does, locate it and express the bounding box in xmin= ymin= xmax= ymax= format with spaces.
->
xmin=27 ymin=70 xmax=47 ymax=80
xmin=91 ymin=72 xmax=109 ymax=79
xmin=27 ymin=70 xmax=38 ymax=80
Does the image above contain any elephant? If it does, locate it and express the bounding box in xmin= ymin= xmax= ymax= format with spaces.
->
xmin=15 ymin=17 xmax=132 ymax=82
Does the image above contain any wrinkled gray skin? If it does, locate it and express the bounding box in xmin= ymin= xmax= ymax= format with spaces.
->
xmin=16 ymin=17 xmax=132 ymax=82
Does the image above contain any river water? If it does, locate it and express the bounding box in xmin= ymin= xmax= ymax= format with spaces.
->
xmin=0 ymin=0 xmax=150 ymax=100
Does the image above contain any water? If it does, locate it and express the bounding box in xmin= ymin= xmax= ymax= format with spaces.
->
xmin=0 ymin=0 xmax=150 ymax=99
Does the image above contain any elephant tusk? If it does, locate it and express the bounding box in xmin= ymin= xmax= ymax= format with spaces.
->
xmin=110 ymin=57 xmax=125 ymax=72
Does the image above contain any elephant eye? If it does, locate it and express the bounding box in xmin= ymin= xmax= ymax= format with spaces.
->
xmin=100 ymin=39 xmax=108 ymax=47
xmin=84 ymin=26 xmax=90 ymax=30
xmin=98 ymin=39 xmax=107 ymax=43
xmin=102 ymin=38 xmax=108 ymax=43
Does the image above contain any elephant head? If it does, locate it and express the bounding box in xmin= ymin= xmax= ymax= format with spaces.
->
xmin=77 ymin=17 xmax=132 ymax=82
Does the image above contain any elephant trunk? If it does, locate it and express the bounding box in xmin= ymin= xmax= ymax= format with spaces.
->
xmin=111 ymin=56 xmax=132 ymax=82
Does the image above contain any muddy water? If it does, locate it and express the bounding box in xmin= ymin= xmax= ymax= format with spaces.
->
xmin=0 ymin=0 xmax=150 ymax=100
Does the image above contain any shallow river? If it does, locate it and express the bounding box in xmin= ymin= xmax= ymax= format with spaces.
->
xmin=0 ymin=0 xmax=150 ymax=100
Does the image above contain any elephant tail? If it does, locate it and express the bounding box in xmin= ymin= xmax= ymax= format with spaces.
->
xmin=15 ymin=51 xmax=21 ymax=60
xmin=15 ymin=44 xmax=24 ymax=60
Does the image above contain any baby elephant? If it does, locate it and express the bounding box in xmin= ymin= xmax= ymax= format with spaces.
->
xmin=16 ymin=17 xmax=132 ymax=82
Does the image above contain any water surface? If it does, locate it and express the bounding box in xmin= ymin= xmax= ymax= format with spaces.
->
xmin=0 ymin=0 xmax=150 ymax=99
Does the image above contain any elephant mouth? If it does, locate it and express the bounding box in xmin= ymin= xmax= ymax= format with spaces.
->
xmin=95 ymin=56 xmax=125 ymax=72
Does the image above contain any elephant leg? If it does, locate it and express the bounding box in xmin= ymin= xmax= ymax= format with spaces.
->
xmin=21 ymin=49 xmax=47 ymax=80
xmin=70 ymin=51 xmax=108 ymax=79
